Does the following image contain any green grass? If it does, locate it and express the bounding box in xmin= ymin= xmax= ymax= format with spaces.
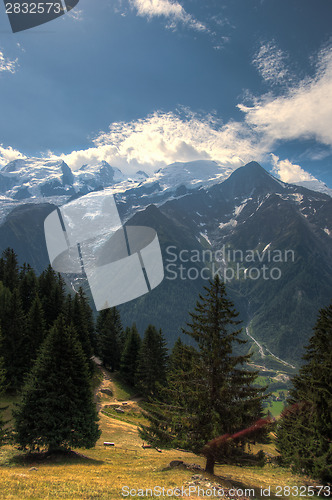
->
xmin=110 ymin=372 xmax=138 ymax=401
xmin=101 ymin=406 xmax=149 ymax=427
xmin=267 ymin=400 xmax=285 ymax=417
xmin=0 ymin=369 xmax=324 ymax=499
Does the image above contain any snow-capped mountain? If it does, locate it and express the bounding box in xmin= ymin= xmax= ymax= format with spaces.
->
xmin=0 ymin=158 xmax=234 ymax=221
xmin=74 ymin=161 xmax=126 ymax=194
xmin=150 ymin=160 xmax=234 ymax=189
xmin=118 ymin=162 xmax=332 ymax=365
xmin=1 ymin=161 xmax=331 ymax=367
xmin=0 ymin=158 xmax=130 ymax=200
xmin=0 ymin=158 xmax=75 ymax=199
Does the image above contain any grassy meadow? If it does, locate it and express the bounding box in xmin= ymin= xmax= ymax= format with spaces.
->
xmin=0 ymin=366 xmax=322 ymax=500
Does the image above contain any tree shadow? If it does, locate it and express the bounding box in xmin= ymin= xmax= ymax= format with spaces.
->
xmin=7 ymin=449 xmax=104 ymax=466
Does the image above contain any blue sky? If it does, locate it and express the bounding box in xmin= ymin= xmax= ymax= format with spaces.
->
xmin=0 ymin=0 xmax=332 ymax=186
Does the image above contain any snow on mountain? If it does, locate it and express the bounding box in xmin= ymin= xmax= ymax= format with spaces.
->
xmin=150 ymin=160 xmax=234 ymax=190
xmin=74 ymin=161 xmax=126 ymax=192
xmin=0 ymin=158 xmax=130 ymax=201
xmin=294 ymin=179 xmax=332 ymax=197
xmin=0 ymin=158 xmax=75 ymax=199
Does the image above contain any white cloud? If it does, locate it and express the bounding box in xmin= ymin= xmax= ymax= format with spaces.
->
xmin=130 ymin=0 xmax=207 ymax=32
xmin=239 ymin=45 xmax=332 ymax=146
xmin=2 ymin=43 xmax=331 ymax=189
xmin=67 ymin=9 xmax=83 ymax=21
xmin=0 ymin=145 xmax=26 ymax=167
xmin=270 ymin=154 xmax=316 ymax=184
xmin=57 ymin=110 xmax=264 ymax=174
xmin=0 ymin=50 xmax=18 ymax=74
xmin=253 ymin=41 xmax=291 ymax=86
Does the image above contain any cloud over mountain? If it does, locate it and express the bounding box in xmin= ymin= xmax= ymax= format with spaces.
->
xmin=240 ymin=45 xmax=332 ymax=146
xmin=129 ymin=0 xmax=207 ymax=31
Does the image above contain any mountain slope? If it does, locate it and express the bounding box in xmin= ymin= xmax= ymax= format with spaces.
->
xmin=0 ymin=161 xmax=331 ymax=366
xmin=0 ymin=203 xmax=56 ymax=272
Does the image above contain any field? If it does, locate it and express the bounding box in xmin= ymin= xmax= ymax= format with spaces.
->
xmin=0 ymin=366 xmax=323 ymax=500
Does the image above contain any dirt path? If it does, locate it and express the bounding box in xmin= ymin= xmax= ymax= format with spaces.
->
xmin=93 ymin=357 xmax=142 ymax=412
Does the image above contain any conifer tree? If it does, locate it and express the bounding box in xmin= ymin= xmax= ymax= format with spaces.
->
xmin=97 ymin=307 xmax=123 ymax=372
xmin=71 ymin=292 xmax=94 ymax=374
xmin=38 ymin=266 xmax=65 ymax=328
xmin=77 ymin=288 xmax=96 ymax=355
xmin=0 ymin=327 xmax=7 ymax=445
xmin=1 ymin=248 xmax=19 ymax=291
xmin=140 ymin=276 xmax=265 ymax=472
xmin=25 ymin=295 xmax=46 ymax=372
xmin=121 ymin=326 xmax=131 ymax=354
xmin=1 ymin=288 xmax=27 ymax=391
xmin=19 ymin=265 xmax=38 ymax=314
xmin=0 ymin=281 xmax=11 ymax=329
xmin=120 ymin=323 xmax=141 ymax=386
xmin=14 ymin=315 xmax=100 ymax=452
xmin=136 ymin=325 xmax=168 ymax=397
xmin=277 ymin=301 xmax=332 ymax=482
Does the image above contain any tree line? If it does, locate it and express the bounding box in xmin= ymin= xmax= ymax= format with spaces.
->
xmin=0 ymin=247 xmax=331 ymax=483
xmin=0 ymin=248 xmax=169 ymax=451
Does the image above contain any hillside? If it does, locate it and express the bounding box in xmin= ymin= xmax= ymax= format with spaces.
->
xmin=0 ymin=364 xmax=323 ymax=500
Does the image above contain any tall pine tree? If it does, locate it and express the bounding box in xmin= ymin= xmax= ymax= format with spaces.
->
xmin=71 ymin=292 xmax=94 ymax=374
xmin=0 ymin=248 xmax=19 ymax=291
xmin=38 ymin=266 xmax=65 ymax=329
xmin=120 ymin=324 xmax=141 ymax=386
xmin=0 ymin=327 xmax=7 ymax=445
xmin=140 ymin=276 xmax=265 ymax=473
xmin=135 ymin=325 xmax=168 ymax=397
xmin=277 ymin=301 xmax=332 ymax=482
xmin=19 ymin=265 xmax=38 ymax=314
xmin=1 ymin=288 xmax=27 ymax=391
xmin=96 ymin=307 xmax=123 ymax=372
xmin=14 ymin=315 xmax=100 ymax=452
xmin=25 ymin=295 xmax=46 ymax=373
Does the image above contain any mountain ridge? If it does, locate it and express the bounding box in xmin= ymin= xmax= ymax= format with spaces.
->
xmin=0 ymin=161 xmax=331 ymax=366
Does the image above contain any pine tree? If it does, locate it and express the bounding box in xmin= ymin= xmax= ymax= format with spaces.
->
xmin=1 ymin=288 xmax=27 ymax=391
xmin=25 ymin=295 xmax=46 ymax=372
xmin=120 ymin=324 xmax=141 ymax=386
xmin=0 ymin=327 xmax=8 ymax=446
xmin=77 ymin=288 xmax=96 ymax=355
xmin=38 ymin=266 xmax=65 ymax=329
xmin=71 ymin=292 xmax=94 ymax=374
xmin=0 ymin=281 xmax=12 ymax=329
xmin=140 ymin=276 xmax=265 ymax=473
xmin=1 ymin=248 xmax=19 ymax=291
xmin=135 ymin=325 xmax=168 ymax=397
xmin=277 ymin=301 xmax=332 ymax=482
xmin=19 ymin=265 xmax=38 ymax=314
xmin=97 ymin=307 xmax=123 ymax=372
xmin=14 ymin=315 xmax=100 ymax=452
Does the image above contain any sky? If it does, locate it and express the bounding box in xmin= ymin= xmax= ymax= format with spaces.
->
xmin=0 ymin=0 xmax=332 ymax=186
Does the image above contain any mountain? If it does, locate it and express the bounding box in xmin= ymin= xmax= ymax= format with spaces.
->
xmin=0 ymin=159 xmax=76 ymax=199
xmin=119 ymin=162 xmax=332 ymax=366
xmin=113 ymin=160 xmax=235 ymax=221
xmin=0 ymin=160 xmax=331 ymax=367
xmin=0 ymin=203 xmax=56 ymax=272
xmin=0 ymin=158 xmax=127 ymax=201
xmin=74 ymin=161 xmax=126 ymax=194
xmin=151 ymin=160 xmax=234 ymax=189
